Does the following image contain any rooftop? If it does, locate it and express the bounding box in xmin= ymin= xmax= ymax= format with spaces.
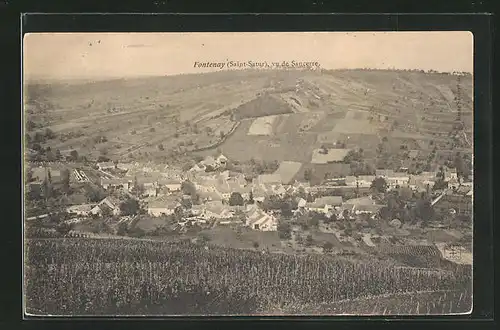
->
xmin=308 ymin=196 xmax=343 ymax=208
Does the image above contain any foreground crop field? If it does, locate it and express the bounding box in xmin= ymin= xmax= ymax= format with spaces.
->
xmin=25 ymin=238 xmax=472 ymax=315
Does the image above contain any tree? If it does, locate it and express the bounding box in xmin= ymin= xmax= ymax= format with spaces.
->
xmin=305 ymin=234 xmax=313 ymax=247
xmin=371 ymin=177 xmax=388 ymax=193
xmin=327 ymin=212 xmax=337 ymax=223
xmin=69 ymin=150 xmax=79 ymax=161
xmin=158 ymin=144 xmax=164 ymax=151
xmin=86 ymin=187 xmax=106 ymax=203
xmin=248 ymin=191 xmax=255 ymax=204
xmin=117 ymin=222 xmax=129 ymax=236
xmin=34 ymin=131 xmax=45 ymax=143
xmin=61 ymin=168 xmax=70 ymax=193
xmin=229 ymin=192 xmax=245 ymax=206
xmin=323 ymin=241 xmax=334 ymax=252
xmin=304 ymin=169 xmax=313 ymax=182
xmin=55 ymin=149 xmax=62 ymax=160
xmin=56 ymin=222 xmax=73 ymax=236
xmin=308 ymin=216 xmax=320 ymax=227
xmin=415 ymin=198 xmax=435 ymax=224
xmin=46 ymin=150 xmax=56 ymax=161
xmin=277 ymin=222 xmax=291 ymax=239
xmin=45 ymin=128 xmax=56 ymax=139
xmin=181 ymin=197 xmax=193 ymax=209
xmin=181 ymin=180 xmax=197 ymax=196
xmin=120 ymin=197 xmax=141 ymax=216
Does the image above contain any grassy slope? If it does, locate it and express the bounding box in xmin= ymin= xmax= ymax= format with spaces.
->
xmin=24 ymin=69 xmax=473 ymax=163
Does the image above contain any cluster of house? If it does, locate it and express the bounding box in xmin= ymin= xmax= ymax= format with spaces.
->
xmin=325 ymin=167 xmax=460 ymax=193
xmin=58 ymin=153 xmax=472 ymax=232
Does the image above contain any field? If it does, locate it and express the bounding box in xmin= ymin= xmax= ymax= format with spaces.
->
xmin=285 ymin=290 xmax=472 ymax=315
xmin=233 ymin=94 xmax=295 ymax=120
xmin=247 ymin=115 xmax=280 ymax=136
xmin=25 ymin=69 xmax=473 ymax=166
xmin=311 ymin=148 xmax=351 ymax=164
xmin=25 ymin=238 xmax=472 ymax=316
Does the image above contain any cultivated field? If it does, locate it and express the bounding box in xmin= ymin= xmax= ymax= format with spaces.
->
xmin=25 ymin=238 xmax=472 ymax=316
xmin=25 ymin=69 xmax=473 ymax=165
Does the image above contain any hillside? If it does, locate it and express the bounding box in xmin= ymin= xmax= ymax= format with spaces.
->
xmin=24 ymin=69 xmax=473 ymax=167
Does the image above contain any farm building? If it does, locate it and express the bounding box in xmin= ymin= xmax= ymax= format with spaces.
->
xmin=345 ymin=175 xmax=376 ymax=187
xmin=252 ymin=184 xmax=274 ymax=203
xmin=408 ymin=150 xmax=420 ymax=159
xmin=198 ymin=189 xmax=223 ymax=202
xmin=66 ymin=204 xmax=95 ymax=217
xmin=147 ymin=196 xmax=181 ymax=217
xmin=100 ymin=178 xmax=131 ymax=191
xmin=386 ymin=172 xmax=410 ymax=188
xmin=199 ymin=201 xmax=234 ymax=219
xmin=157 ymin=178 xmax=182 ymax=192
xmin=91 ymin=196 xmax=123 ymax=217
xmin=306 ymin=196 xmax=343 ymax=214
xmin=345 ymin=203 xmax=384 ymax=215
xmin=375 ymin=169 xmax=395 ymax=178
xmin=311 ymin=148 xmax=351 ymax=164
xmin=97 ymin=162 xmax=115 ymax=171
xmin=245 ymin=206 xmax=278 ymax=231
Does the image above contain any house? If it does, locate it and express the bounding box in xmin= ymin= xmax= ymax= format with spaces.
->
xmin=198 ymin=189 xmax=223 ymax=202
xmin=297 ymin=198 xmax=307 ymax=208
xmin=158 ymin=178 xmax=182 ymax=193
xmin=347 ymin=204 xmax=384 ymax=215
xmin=306 ymin=196 xmax=343 ymax=214
xmin=189 ymin=164 xmax=206 ymax=172
xmin=201 ymin=156 xmax=217 ymax=169
xmin=204 ymin=200 xmax=227 ymax=219
xmin=97 ymin=162 xmax=115 ymax=171
xmin=91 ymin=196 xmax=122 ymax=216
xmin=101 ymin=178 xmax=131 ymax=191
xmin=246 ymin=207 xmax=278 ymax=231
xmin=445 ymin=168 xmax=458 ymax=181
xmin=386 ymin=172 xmax=410 ymax=188
xmin=66 ymin=204 xmax=95 ymax=217
xmin=375 ymin=169 xmax=395 ymax=178
xmin=252 ymin=184 xmax=271 ymax=203
xmin=408 ymin=150 xmax=419 ymax=159
xmin=216 ymin=154 xmax=228 ymax=166
xmin=147 ymin=196 xmax=181 ymax=217
xmin=345 ymin=175 xmax=376 ymax=187
xmin=117 ymin=163 xmax=134 ymax=172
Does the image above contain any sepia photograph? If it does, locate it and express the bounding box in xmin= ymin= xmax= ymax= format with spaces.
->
xmin=23 ymin=32 xmax=473 ymax=316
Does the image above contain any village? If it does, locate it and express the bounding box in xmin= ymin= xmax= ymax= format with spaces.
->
xmin=25 ymin=150 xmax=473 ymax=264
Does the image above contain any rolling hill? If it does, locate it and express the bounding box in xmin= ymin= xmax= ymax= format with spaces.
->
xmin=24 ymin=69 xmax=473 ymax=166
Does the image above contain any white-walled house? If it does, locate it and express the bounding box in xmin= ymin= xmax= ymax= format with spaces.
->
xmin=306 ymin=196 xmax=343 ymax=214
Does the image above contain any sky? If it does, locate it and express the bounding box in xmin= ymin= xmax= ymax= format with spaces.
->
xmin=23 ymin=32 xmax=473 ymax=81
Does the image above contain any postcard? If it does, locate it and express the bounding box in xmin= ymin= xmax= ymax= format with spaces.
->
xmin=23 ymin=31 xmax=473 ymax=316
